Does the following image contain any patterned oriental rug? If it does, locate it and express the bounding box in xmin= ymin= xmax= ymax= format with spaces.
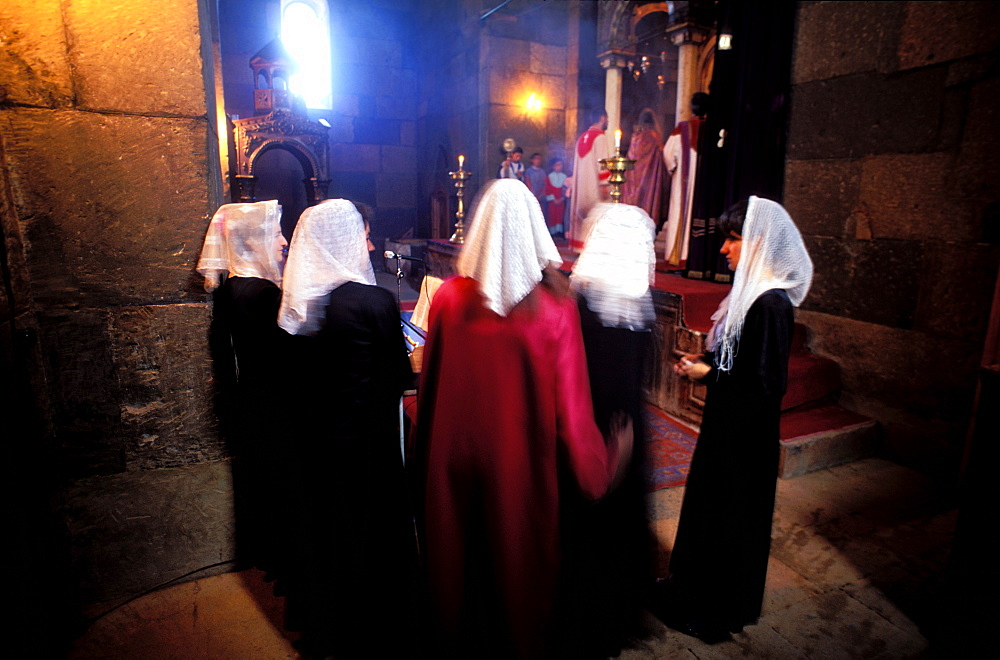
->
xmin=644 ymin=405 xmax=698 ymax=492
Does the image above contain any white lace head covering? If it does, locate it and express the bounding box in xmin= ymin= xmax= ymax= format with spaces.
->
xmin=456 ymin=179 xmax=563 ymax=316
xmin=571 ymin=203 xmax=656 ymax=330
xmin=277 ymin=199 xmax=376 ymax=336
xmin=196 ymin=200 xmax=284 ymax=291
xmin=709 ymin=196 xmax=814 ymax=371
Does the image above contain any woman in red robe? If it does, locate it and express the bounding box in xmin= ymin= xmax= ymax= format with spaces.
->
xmin=416 ymin=180 xmax=631 ymax=658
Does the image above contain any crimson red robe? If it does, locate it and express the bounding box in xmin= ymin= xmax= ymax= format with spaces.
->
xmin=621 ymin=127 xmax=666 ymax=228
xmin=416 ymin=277 xmax=614 ymax=658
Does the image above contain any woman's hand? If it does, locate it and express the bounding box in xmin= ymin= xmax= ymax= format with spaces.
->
xmin=674 ymin=353 xmax=711 ymax=381
xmin=607 ymin=411 xmax=634 ymax=492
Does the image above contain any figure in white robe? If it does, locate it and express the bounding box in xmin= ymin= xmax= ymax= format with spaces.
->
xmin=568 ymin=112 xmax=610 ymax=251
xmin=662 ymin=117 xmax=704 ymax=266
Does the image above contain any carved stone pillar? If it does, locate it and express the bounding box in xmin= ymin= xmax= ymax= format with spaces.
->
xmin=599 ymin=51 xmax=629 ymax=153
xmin=668 ymin=24 xmax=710 ymax=123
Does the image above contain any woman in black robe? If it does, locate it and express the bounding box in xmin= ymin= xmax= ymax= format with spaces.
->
xmin=197 ymin=200 xmax=291 ymax=576
xmin=277 ymin=199 xmax=416 ymax=658
xmin=665 ymin=196 xmax=813 ymax=641
xmin=556 ymin=203 xmax=658 ymax=658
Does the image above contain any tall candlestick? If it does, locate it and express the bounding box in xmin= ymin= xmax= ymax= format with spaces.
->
xmin=449 ymin=164 xmax=473 ymax=244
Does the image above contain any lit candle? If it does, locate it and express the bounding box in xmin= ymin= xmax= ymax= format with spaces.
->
xmin=615 ymin=129 xmax=622 ymax=150
xmin=458 ymin=154 xmax=464 ymax=169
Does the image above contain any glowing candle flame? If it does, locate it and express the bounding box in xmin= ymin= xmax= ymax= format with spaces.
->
xmin=458 ymin=154 xmax=464 ymax=169
xmin=615 ymin=129 xmax=622 ymax=150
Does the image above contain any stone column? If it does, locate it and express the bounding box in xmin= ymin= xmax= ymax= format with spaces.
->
xmin=599 ymin=51 xmax=629 ymax=154
xmin=668 ymin=25 xmax=710 ymax=123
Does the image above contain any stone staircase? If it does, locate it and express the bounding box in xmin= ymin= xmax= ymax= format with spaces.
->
xmin=777 ymin=323 xmax=879 ymax=478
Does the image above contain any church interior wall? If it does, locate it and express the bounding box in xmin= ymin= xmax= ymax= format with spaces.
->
xmin=1 ymin=0 xmax=233 ymax=608
xmin=784 ymin=0 xmax=1000 ymax=472
xmin=219 ymin=0 xmax=420 ymax=245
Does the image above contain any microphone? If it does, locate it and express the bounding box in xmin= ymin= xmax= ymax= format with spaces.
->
xmin=384 ymin=250 xmax=425 ymax=263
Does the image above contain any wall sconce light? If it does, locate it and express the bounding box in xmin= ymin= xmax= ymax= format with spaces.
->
xmin=718 ymin=33 xmax=733 ymax=51
xmin=525 ymin=93 xmax=543 ymax=113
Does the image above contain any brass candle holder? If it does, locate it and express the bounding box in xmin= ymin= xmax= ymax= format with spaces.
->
xmin=449 ymin=160 xmax=472 ymax=244
xmin=599 ymin=145 xmax=636 ymax=203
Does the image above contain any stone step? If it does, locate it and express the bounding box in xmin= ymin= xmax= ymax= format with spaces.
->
xmin=778 ymin=402 xmax=880 ymax=479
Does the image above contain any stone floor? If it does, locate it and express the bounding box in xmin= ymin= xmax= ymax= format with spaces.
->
xmin=69 ymin=457 xmax=955 ymax=659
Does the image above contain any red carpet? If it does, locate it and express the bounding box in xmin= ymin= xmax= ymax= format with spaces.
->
xmin=645 ymin=405 xmax=698 ymax=492
xmin=651 ymin=272 xmax=730 ymax=333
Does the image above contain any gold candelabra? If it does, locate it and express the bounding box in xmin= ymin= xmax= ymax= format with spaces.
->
xmin=449 ymin=157 xmax=472 ymax=244
xmin=599 ymin=135 xmax=636 ymax=203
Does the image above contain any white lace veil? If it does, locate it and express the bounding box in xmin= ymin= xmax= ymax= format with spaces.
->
xmin=456 ymin=179 xmax=563 ymax=316
xmin=570 ymin=203 xmax=656 ymax=330
xmin=709 ymin=196 xmax=814 ymax=372
xmin=277 ymin=199 xmax=376 ymax=336
xmin=196 ymin=200 xmax=284 ymax=291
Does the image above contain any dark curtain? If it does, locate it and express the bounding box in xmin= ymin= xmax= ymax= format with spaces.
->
xmin=685 ymin=0 xmax=797 ymax=282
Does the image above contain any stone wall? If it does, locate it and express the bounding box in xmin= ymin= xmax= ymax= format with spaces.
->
xmin=785 ymin=1 xmax=1000 ymax=470
xmin=219 ymin=0 xmax=420 ymax=243
xmin=0 ymin=0 xmax=231 ymax=606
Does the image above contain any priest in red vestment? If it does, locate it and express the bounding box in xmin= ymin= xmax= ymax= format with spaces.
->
xmin=621 ymin=108 xmax=667 ymax=229
xmin=568 ymin=110 xmax=611 ymax=251
xmin=416 ymin=179 xmax=631 ymax=658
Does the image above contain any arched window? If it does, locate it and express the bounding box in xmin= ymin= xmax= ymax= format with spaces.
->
xmin=280 ymin=0 xmax=332 ymax=110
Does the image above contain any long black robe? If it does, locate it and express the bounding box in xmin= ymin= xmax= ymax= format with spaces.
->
xmin=284 ymin=281 xmax=416 ymax=657
xmin=211 ymin=276 xmax=291 ymax=574
xmin=554 ymin=296 xmax=653 ymax=658
xmin=668 ymin=289 xmax=793 ymax=631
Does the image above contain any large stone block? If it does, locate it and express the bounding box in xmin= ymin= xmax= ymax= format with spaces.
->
xmin=483 ymin=36 xmax=532 ymax=72
xmin=792 ymin=0 xmax=905 ymax=84
xmin=858 ymin=152 xmax=979 ymax=242
xmin=898 ymin=1 xmax=1000 ymax=71
xmin=39 ymin=308 xmax=126 ymax=479
xmin=784 ymin=158 xmax=860 ymax=238
xmin=800 ymin=236 xmax=922 ymax=329
xmin=380 ymin=145 xmax=417 ymax=174
xmin=486 ymin=70 xmax=564 ymax=112
xmin=796 ymin=310 xmax=980 ymax=426
xmin=59 ymin=460 xmax=235 ymax=605
xmin=329 ymin=172 xmax=376 ymax=208
xmin=329 ymin=94 xmax=360 ymax=117
xmin=106 ymin=303 xmax=223 ymax=471
xmin=353 ymin=117 xmax=401 ymax=145
xmin=337 ymin=37 xmax=403 ymax=69
xmin=65 ymin=0 xmax=208 ymax=116
xmin=849 ymin=238 xmax=923 ymax=329
xmin=2 ymin=109 xmax=214 ymax=307
xmin=375 ymin=95 xmax=417 ymax=121
xmin=954 ymin=77 xmax=1000 ymax=200
xmin=329 ymin=143 xmax=379 ymax=173
xmin=799 ymin=235 xmax=852 ymax=318
xmin=914 ymin=242 xmax=1000 ymax=340
xmin=788 ymin=69 xmax=945 ymax=159
xmin=530 ymin=42 xmax=567 ymax=76
xmin=0 ymin=0 xmax=74 ymax=107
xmin=376 ymin=172 xmax=417 ymax=208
